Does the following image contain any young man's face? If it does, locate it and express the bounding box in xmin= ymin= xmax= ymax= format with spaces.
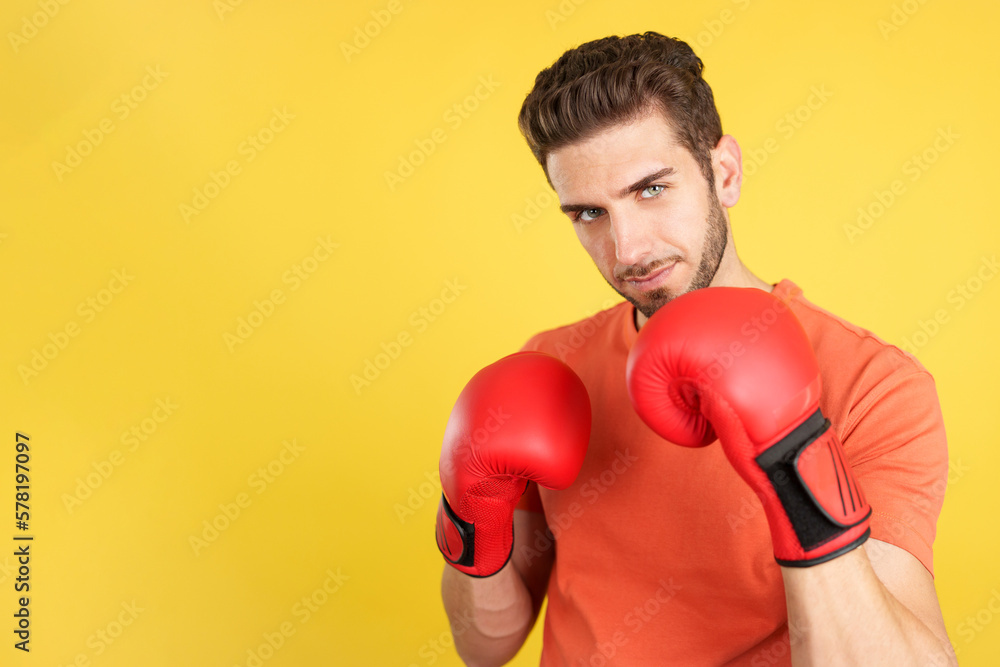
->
xmin=546 ymin=110 xmax=733 ymax=322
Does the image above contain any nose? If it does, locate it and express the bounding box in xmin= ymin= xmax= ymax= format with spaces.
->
xmin=609 ymin=210 xmax=654 ymax=267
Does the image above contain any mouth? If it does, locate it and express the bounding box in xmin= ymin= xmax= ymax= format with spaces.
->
xmin=624 ymin=262 xmax=676 ymax=292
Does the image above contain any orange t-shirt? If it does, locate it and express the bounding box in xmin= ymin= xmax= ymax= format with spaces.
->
xmin=516 ymin=279 xmax=948 ymax=666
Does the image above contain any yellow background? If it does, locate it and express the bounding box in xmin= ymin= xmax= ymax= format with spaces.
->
xmin=1 ymin=0 xmax=997 ymax=664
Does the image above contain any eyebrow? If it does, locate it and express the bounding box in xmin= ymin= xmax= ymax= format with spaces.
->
xmin=558 ymin=166 xmax=677 ymax=214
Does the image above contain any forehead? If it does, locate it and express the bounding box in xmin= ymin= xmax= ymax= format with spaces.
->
xmin=545 ymin=111 xmax=694 ymax=194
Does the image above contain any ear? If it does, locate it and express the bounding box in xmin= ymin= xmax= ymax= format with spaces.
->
xmin=712 ymin=134 xmax=742 ymax=208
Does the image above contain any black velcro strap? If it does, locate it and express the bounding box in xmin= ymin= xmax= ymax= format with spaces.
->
xmin=755 ymin=410 xmax=845 ymax=551
xmin=439 ymin=493 xmax=476 ymax=568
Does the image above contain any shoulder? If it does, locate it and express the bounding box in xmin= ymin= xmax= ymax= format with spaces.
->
xmin=775 ymin=280 xmax=944 ymax=451
xmin=776 ymin=279 xmax=934 ymax=388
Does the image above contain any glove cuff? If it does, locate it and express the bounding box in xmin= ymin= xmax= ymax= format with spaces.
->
xmin=435 ymin=492 xmax=514 ymax=578
xmin=755 ymin=410 xmax=872 ymax=565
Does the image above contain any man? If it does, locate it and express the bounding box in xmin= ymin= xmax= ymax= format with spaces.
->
xmin=437 ymin=32 xmax=955 ymax=665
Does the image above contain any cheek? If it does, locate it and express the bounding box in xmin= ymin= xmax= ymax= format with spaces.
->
xmin=653 ymin=198 xmax=708 ymax=252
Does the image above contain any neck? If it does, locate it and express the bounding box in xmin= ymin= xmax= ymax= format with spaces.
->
xmin=634 ymin=235 xmax=771 ymax=330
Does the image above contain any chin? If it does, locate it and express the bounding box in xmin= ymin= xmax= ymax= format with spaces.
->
xmin=624 ymin=287 xmax=679 ymax=320
xmin=607 ymin=268 xmax=698 ymax=319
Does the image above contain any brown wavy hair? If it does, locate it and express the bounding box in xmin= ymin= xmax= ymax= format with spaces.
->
xmin=518 ymin=32 xmax=723 ymax=189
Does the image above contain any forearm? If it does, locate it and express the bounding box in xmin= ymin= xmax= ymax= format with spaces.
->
xmin=441 ymin=560 xmax=535 ymax=667
xmin=783 ymin=547 xmax=956 ymax=666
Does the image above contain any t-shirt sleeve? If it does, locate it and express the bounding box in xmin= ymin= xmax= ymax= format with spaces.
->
xmin=839 ymin=366 xmax=949 ymax=576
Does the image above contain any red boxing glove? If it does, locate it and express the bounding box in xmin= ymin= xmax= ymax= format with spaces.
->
xmin=626 ymin=287 xmax=871 ymax=566
xmin=436 ymin=351 xmax=591 ymax=577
